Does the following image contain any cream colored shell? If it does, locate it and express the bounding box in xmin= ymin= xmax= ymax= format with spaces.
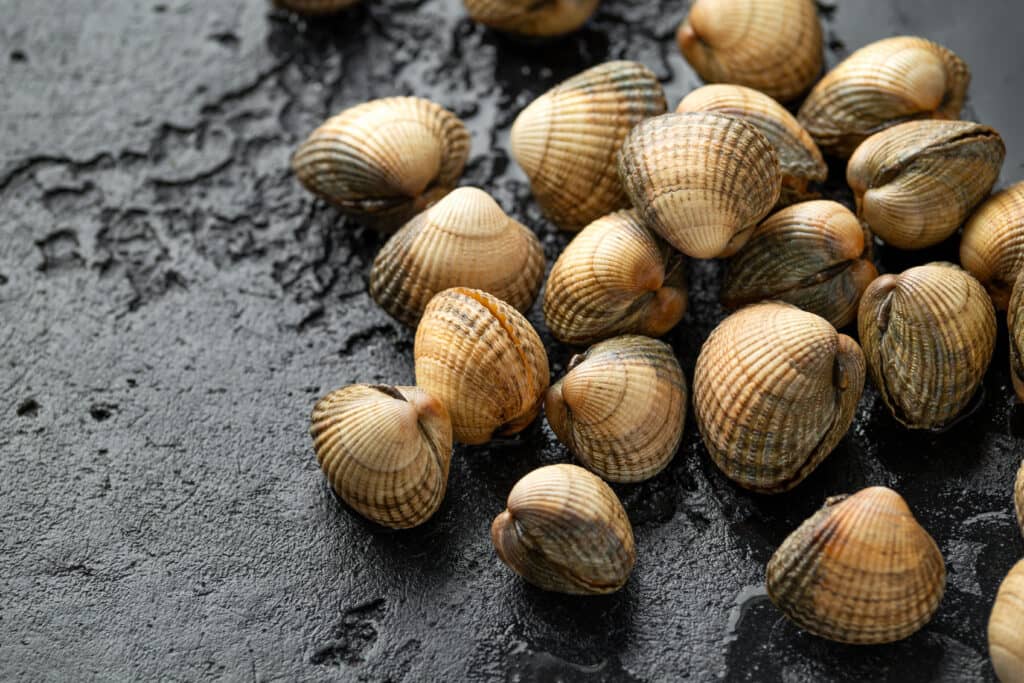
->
xmin=989 ymin=559 xmax=1024 ymax=683
xmin=463 ymin=0 xmax=599 ymax=37
xmin=961 ymin=181 xmax=1024 ymax=309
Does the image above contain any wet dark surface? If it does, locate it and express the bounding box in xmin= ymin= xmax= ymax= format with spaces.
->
xmin=2 ymin=0 xmax=1024 ymax=680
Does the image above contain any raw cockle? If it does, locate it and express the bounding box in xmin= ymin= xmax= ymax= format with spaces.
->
xmin=543 ymin=209 xmax=687 ymax=346
xmin=677 ymin=84 xmax=827 ymax=206
xmin=490 ymin=464 xmax=635 ymax=594
xmin=676 ymin=0 xmax=822 ymax=102
xmin=369 ymin=187 xmax=545 ymax=327
xmin=309 ymin=385 xmax=452 ymax=529
xmin=693 ymin=302 xmax=865 ymax=493
xmin=767 ymin=487 xmax=946 ymax=644
xmin=798 ymin=36 xmax=969 ymax=158
xmin=721 ymin=200 xmax=877 ymax=328
xmin=1010 ymin=273 xmax=1024 ymax=403
xmin=511 ymin=61 xmax=667 ymax=230
xmin=618 ymin=112 xmax=782 ymax=259
xmin=462 ymin=0 xmax=599 ymax=37
xmin=847 ymin=120 xmax=1005 ymax=249
xmin=858 ymin=263 xmax=996 ymax=430
xmin=961 ymin=180 xmax=1024 ymax=309
xmin=292 ymin=97 xmax=470 ymax=232
xmin=989 ymin=559 xmax=1024 ymax=683
xmin=273 ymin=0 xmax=359 ymax=12
xmin=414 ymin=288 xmax=549 ymax=445
xmin=545 ymin=336 xmax=687 ymax=483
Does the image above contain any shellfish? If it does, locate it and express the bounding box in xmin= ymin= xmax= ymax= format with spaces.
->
xmin=1016 ymin=460 xmax=1024 ymax=539
xmin=463 ymin=0 xmax=599 ymax=37
xmin=989 ymin=559 xmax=1024 ymax=683
xmin=961 ymin=181 xmax=1024 ymax=309
xmin=1010 ymin=273 xmax=1024 ymax=403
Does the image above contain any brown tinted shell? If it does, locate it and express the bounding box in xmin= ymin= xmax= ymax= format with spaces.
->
xmin=1016 ymin=460 xmax=1024 ymax=539
xmin=1009 ymin=273 xmax=1024 ymax=403
xmin=463 ymin=0 xmax=599 ymax=37
xmin=961 ymin=181 xmax=1024 ymax=309
xmin=767 ymin=487 xmax=946 ymax=644
xmin=989 ymin=559 xmax=1024 ymax=683
xmin=273 ymin=0 xmax=358 ymax=13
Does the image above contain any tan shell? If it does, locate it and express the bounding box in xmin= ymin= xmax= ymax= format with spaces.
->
xmin=693 ymin=302 xmax=864 ymax=493
xmin=848 ymin=120 xmax=1005 ymax=249
xmin=677 ymin=85 xmax=826 ymax=205
xmin=511 ymin=61 xmax=667 ymax=231
xmin=798 ymin=36 xmax=970 ymax=158
xmin=1010 ymin=273 xmax=1024 ymax=403
xmin=961 ymin=181 xmax=1024 ymax=309
xmin=546 ymin=336 xmax=687 ymax=483
xmin=1016 ymin=460 xmax=1024 ymax=539
xmin=293 ymin=97 xmax=470 ymax=233
xmin=989 ymin=559 xmax=1024 ymax=683
xmin=543 ymin=210 xmax=687 ymax=346
xmin=858 ymin=263 xmax=996 ymax=430
xmin=618 ymin=112 xmax=781 ymax=259
xmin=767 ymin=487 xmax=946 ymax=644
xmin=676 ymin=0 xmax=823 ymax=102
xmin=414 ymin=288 xmax=549 ymax=445
xmin=273 ymin=0 xmax=358 ymax=13
xmin=490 ymin=464 xmax=635 ymax=594
xmin=463 ymin=0 xmax=599 ymax=37
xmin=309 ymin=385 xmax=452 ymax=529
xmin=722 ymin=201 xmax=876 ymax=328
xmin=370 ymin=187 xmax=545 ymax=327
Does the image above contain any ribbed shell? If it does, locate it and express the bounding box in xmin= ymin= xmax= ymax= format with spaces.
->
xmin=676 ymin=0 xmax=823 ymax=102
xmin=309 ymin=385 xmax=452 ymax=529
xmin=292 ymin=97 xmax=470 ymax=233
xmin=618 ymin=112 xmax=782 ymax=259
xmin=677 ymin=84 xmax=826 ymax=206
xmin=490 ymin=464 xmax=635 ymax=594
xmin=1016 ymin=460 xmax=1024 ymax=539
xmin=693 ymin=302 xmax=865 ymax=493
xmin=545 ymin=336 xmax=687 ymax=483
xmin=848 ymin=120 xmax=1005 ymax=249
xmin=414 ymin=288 xmax=550 ymax=445
xmin=1009 ymin=274 xmax=1024 ymax=403
xmin=722 ymin=200 xmax=877 ymax=328
xmin=511 ymin=61 xmax=667 ymax=231
xmin=798 ymin=36 xmax=970 ymax=158
xmin=858 ymin=263 xmax=996 ymax=430
xmin=767 ymin=487 xmax=946 ymax=644
xmin=370 ymin=187 xmax=545 ymax=327
xmin=989 ymin=560 xmax=1024 ymax=683
xmin=463 ymin=0 xmax=599 ymax=37
xmin=543 ymin=210 xmax=687 ymax=346
xmin=274 ymin=0 xmax=359 ymax=13
xmin=961 ymin=181 xmax=1024 ymax=309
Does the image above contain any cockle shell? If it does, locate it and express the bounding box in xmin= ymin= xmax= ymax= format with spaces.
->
xmin=722 ymin=200 xmax=876 ymax=328
xmin=989 ymin=559 xmax=1024 ymax=683
xmin=490 ymin=464 xmax=635 ymax=595
xmin=511 ymin=61 xmax=667 ymax=231
xmin=676 ymin=0 xmax=823 ymax=102
xmin=848 ymin=120 xmax=1005 ymax=249
xmin=543 ymin=210 xmax=687 ymax=346
xmin=798 ymin=36 xmax=970 ymax=158
xmin=545 ymin=336 xmax=687 ymax=483
xmin=370 ymin=187 xmax=545 ymax=327
xmin=694 ymin=302 xmax=864 ymax=493
xmin=618 ymin=112 xmax=781 ymax=259
xmin=273 ymin=0 xmax=358 ymax=13
xmin=463 ymin=0 xmax=599 ymax=37
xmin=293 ymin=97 xmax=470 ymax=232
xmin=310 ymin=385 xmax=452 ymax=529
xmin=961 ymin=181 xmax=1024 ymax=309
xmin=858 ymin=263 xmax=996 ymax=430
xmin=677 ymin=84 xmax=827 ymax=206
xmin=1010 ymin=273 xmax=1024 ymax=403
xmin=767 ymin=487 xmax=946 ymax=644
xmin=414 ymin=288 xmax=549 ymax=445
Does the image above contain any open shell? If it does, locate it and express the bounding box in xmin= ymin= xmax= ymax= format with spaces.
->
xmin=767 ymin=487 xmax=946 ymax=644
xmin=989 ymin=559 xmax=1024 ymax=683
xmin=961 ymin=181 xmax=1024 ymax=309
xmin=273 ymin=0 xmax=358 ymax=13
xmin=463 ymin=0 xmax=599 ymax=37
xmin=370 ymin=187 xmax=545 ymax=327
xmin=511 ymin=61 xmax=667 ymax=231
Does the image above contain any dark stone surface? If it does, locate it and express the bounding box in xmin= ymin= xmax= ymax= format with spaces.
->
xmin=2 ymin=0 xmax=1023 ymax=680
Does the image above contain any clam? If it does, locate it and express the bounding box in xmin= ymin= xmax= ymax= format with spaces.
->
xmin=722 ymin=200 xmax=877 ymax=328
xmin=961 ymin=181 xmax=1024 ymax=309
xmin=677 ymin=84 xmax=827 ymax=206
xmin=1008 ymin=273 xmax=1024 ymax=403
xmin=370 ymin=187 xmax=545 ymax=327
xmin=293 ymin=97 xmax=470 ymax=233
xmin=310 ymin=385 xmax=452 ymax=529
xmin=1016 ymin=460 xmax=1024 ymax=538
xmin=858 ymin=263 xmax=996 ymax=430
xmin=618 ymin=112 xmax=781 ymax=259
xmin=989 ymin=560 xmax=1024 ymax=683
xmin=414 ymin=288 xmax=549 ymax=445
xmin=798 ymin=36 xmax=970 ymax=158
xmin=676 ymin=0 xmax=823 ymax=102
xmin=491 ymin=464 xmax=635 ymax=594
xmin=463 ymin=0 xmax=599 ymax=37
xmin=511 ymin=61 xmax=667 ymax=231
xmin=543 ymin=210 xmax=687 ymax=346
xmin=767 ymin=487 xmax=946 ymax=644
xmin=545 ymin=336 xmax=687 ymax=483
xmin=273 ymin=0 xmax=358 ymax=13
xmin=693 ymin=302 xmax=864 ymax=493
xmin=848 ymin=120 xmax=1005 ymax=249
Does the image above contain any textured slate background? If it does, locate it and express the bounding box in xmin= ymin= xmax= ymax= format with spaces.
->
xmin=2 ymin=0 xmax=1024 ymax=680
